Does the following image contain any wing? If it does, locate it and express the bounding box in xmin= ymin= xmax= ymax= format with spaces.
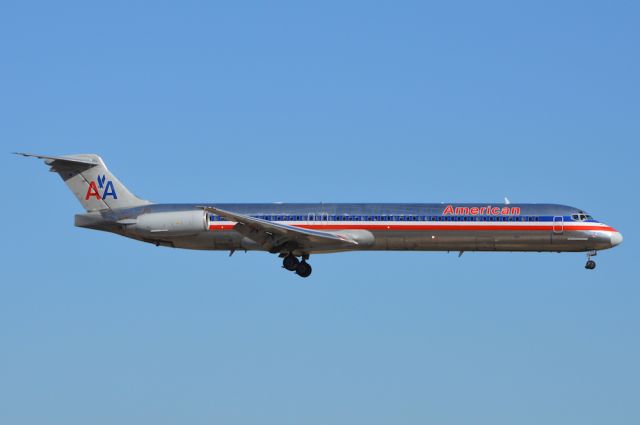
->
xmin=200 ymin=206 xmax=359 ymax=253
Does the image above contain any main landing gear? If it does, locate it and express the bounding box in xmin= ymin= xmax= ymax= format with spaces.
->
xmin=585 ymin=250 xmax=597 ymax=270
xmin=282 ymin=254 xmax=312 ymax=278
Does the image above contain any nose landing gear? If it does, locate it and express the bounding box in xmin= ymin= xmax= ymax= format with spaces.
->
xmin=281 ymin=253 xmax=312 ymax=278
xmin=585 ymin=251 xmax=597 ymax=270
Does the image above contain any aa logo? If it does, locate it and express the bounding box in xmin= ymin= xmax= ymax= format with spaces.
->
xmin=85 ymin=174 xmax=118 ymax=200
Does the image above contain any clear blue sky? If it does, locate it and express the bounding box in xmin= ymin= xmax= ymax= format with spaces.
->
xmin=1 ymin=1 xmax=638 ymax=424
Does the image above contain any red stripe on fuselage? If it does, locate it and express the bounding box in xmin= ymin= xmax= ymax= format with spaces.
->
xmin=208 ymin=224 xmax=618 ymax=232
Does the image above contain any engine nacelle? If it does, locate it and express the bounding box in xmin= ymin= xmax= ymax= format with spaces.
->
xmin=130 ymin=210 xmax=208 ymax=236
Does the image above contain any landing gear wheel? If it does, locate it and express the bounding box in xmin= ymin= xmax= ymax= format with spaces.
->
xmin=585 ymin=260 xmax=596 ymax=270
xmin=295 ymin=261 xmax=312 ymax=278
xmin=282 ymin=255 xmax=299 ymax=271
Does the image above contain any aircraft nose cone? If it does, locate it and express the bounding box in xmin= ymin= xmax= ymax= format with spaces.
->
xmin=610 ymin=231 xmax=623 ymax=247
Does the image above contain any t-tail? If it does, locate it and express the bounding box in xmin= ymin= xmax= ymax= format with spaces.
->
xmin=15 ymin=153 xmax=151 ymax=211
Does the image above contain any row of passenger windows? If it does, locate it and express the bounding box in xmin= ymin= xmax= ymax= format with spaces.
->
xmin=210 ymin=215 xmax=544 ymax=222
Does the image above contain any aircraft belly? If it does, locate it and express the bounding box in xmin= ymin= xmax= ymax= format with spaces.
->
xmin=149 ymin=231 xmax=245 ymax=250
xmin=551 ymin=230 xmax=611 ymax=251
xmin=160 ymin=229 xmax=609 ymax=253
xmin=211 ymin=231 xmax=244 ymax=250
xmin=373 ymin=230 xmax=558 ymax=252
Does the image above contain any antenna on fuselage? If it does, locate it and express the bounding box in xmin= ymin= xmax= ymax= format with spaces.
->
xmin=504 ymin=197 xmax=511 ymax=205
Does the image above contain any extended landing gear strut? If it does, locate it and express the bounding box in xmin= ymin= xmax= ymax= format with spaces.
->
xmin=585 ymin=250 xmax=597 ymax=270
xmin=282 ymin=254 xmax=312 ymax=278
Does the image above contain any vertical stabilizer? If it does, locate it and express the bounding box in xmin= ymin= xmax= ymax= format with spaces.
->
xmin=16 ymin=153 xmax=151 ymax=211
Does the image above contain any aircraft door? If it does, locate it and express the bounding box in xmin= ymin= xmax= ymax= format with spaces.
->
xmin=553 ymin=216 xmax=564 ymax=234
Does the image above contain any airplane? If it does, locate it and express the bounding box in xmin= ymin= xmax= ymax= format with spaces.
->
xmin=16 ymin=152 xmax=623 ymax=278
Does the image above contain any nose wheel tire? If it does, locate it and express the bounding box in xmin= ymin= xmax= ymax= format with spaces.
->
xmin=585 ymin=260 xmax=596 ymax=270
xmin=282 ymin=254 xmax=300 ymax=271
xmin=295 ymin=261 xmax=312 ymax=278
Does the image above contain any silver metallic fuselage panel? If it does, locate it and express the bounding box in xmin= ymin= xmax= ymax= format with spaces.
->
xmin=75 ymin=202 xmax=621 ymax=254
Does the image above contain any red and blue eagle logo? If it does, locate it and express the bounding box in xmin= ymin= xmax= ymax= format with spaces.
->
xmin=85 ymin=175 xmax=118 ymax=200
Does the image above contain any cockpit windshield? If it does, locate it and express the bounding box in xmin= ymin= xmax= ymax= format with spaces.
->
xmin=571 ymin=213 xmax=594 ymax=221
